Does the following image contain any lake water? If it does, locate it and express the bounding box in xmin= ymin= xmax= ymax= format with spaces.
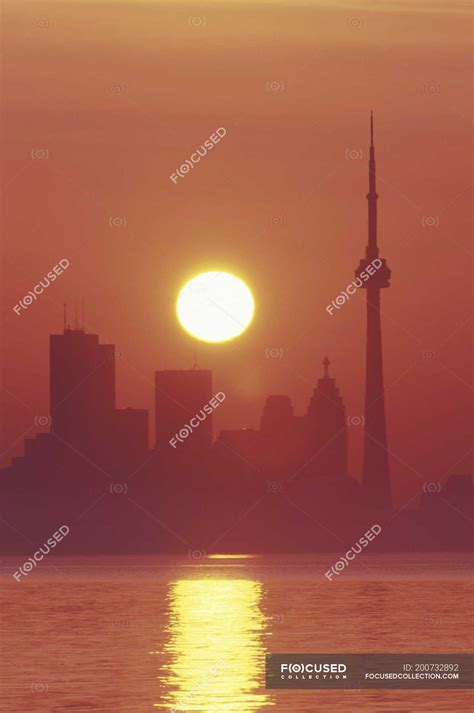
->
xmin=0 ymin=553 xmax=472 ymax=712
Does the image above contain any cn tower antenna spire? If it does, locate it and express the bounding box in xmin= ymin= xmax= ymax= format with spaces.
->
xmin=355 ymin=110 xmax=392 ymax=510
xmin=367 ymin=110 xmax=378 ymax=258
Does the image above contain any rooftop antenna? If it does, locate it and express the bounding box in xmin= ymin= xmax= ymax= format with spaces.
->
xmin=81 ymin=300 xmax=85 ymax=331
xmin=63 ymin=303 xmax=67 ymax=332
xmin=193 ymin=341 xmax=199 ymax=369
xmin=74 ymin=299 xmax=78 ymax=330
xmin=323 ymin=356 xmax=330 ymax=378
xmin=367 ymin=109 xmax=378 ymax=257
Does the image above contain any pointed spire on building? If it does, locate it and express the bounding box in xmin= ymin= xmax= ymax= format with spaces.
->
xmin=367 ymin=110 xmax=378 ymax=258
xmin=355 ymin=111 xmax=392 ymax=509
xmin=63 ymin=304 xmax=67 ymax=333
xmin=304 ymin=357 xmax=347 ymax=478
xmin=323 ymin=356 xmax=330 ymax=379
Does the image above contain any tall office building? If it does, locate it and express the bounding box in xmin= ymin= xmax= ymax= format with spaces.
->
xmin=259 ymin=395 xmax=302 ymax=472
xmin=155 ymin=369 xmax=213 ymax=451
xmin=260 ymin=395 xmax=294 ymax=437
xmin=50 ymin=326 xmax=115 ymax=450
xmin=304 ymin=357 xmax=347 ymax=477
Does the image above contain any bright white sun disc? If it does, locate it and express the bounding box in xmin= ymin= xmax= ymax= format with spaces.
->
xmin=177 ymin=272 xmax=254 ymax=343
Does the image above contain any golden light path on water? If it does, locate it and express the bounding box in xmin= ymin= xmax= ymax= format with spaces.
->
xmin=156 ymin=578 xmax=273 ymax=711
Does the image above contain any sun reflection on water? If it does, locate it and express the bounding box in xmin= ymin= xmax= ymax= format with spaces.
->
xmin=156 ymin=578 xmax=273 ymax=711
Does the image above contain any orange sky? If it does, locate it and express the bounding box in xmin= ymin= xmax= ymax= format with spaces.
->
xmin=1 ymin=0 xmax=472 ymax=505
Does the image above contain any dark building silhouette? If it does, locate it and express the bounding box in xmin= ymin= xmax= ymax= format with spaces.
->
xmin=112 ymin=408 xmax=149 ymax=462
xmin=155 ymin=369 xmax=213 ymax=451
xmin=303 ymin=357 xmax=347 ymax=478
xmin=215 ymin=359 xmax=348 ymax=483
xmin=259 ymin=395 xmax=302 ymax=475
xmin=420 ymin=474 xmax=473 ymax=549
xmin=421 ymin=474 xmax=473 ymax=516
xmin=1 ymin=321 xmax=472 ymax=554
xmin=48 ymin=323 xmax=149 ymax=476
xmin=50 ymin=326 xmax=115 ymax=454
xmin=260 ymin=395 xmax=294 ymax=436
xmin=355 ymin=112 xmax=392 ymax=508
xmin=0 ymin=114 xmax=471 ymax=555
xmin=215 ymin=428 xmax=260 ymax=474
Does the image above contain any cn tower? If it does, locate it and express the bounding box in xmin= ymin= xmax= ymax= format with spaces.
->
xmin=356 ymin=112 xmax=392 ymax=509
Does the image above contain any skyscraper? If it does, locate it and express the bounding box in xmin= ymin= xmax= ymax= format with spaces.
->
xmin=260 ymin=395 xmax=294 ymax=437
xmin=305 ymin=357 xmax=347 ymax=478
xmin=50 ymin=326 xmax=115 ymax=451
xmin=355 ymin=112 xmax=392 ymax=508
xmin=155 ymin=369 xmax=213 ymax=451
xmin=259 ymin=395 xmax=300 ymax=472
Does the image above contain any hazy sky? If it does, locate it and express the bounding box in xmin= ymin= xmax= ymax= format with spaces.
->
xmin=2 ymin=0 xmax=472 ymax=505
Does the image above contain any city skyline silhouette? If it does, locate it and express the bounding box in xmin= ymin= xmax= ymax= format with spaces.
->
xmin=2 ymin=4 xmax=472 ymax=713
xmin=1 ymin=116 xmax=471 ymax=555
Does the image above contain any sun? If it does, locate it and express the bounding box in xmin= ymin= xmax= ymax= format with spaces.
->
xmin=176 ymin=271 xmax=254 ymax=343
